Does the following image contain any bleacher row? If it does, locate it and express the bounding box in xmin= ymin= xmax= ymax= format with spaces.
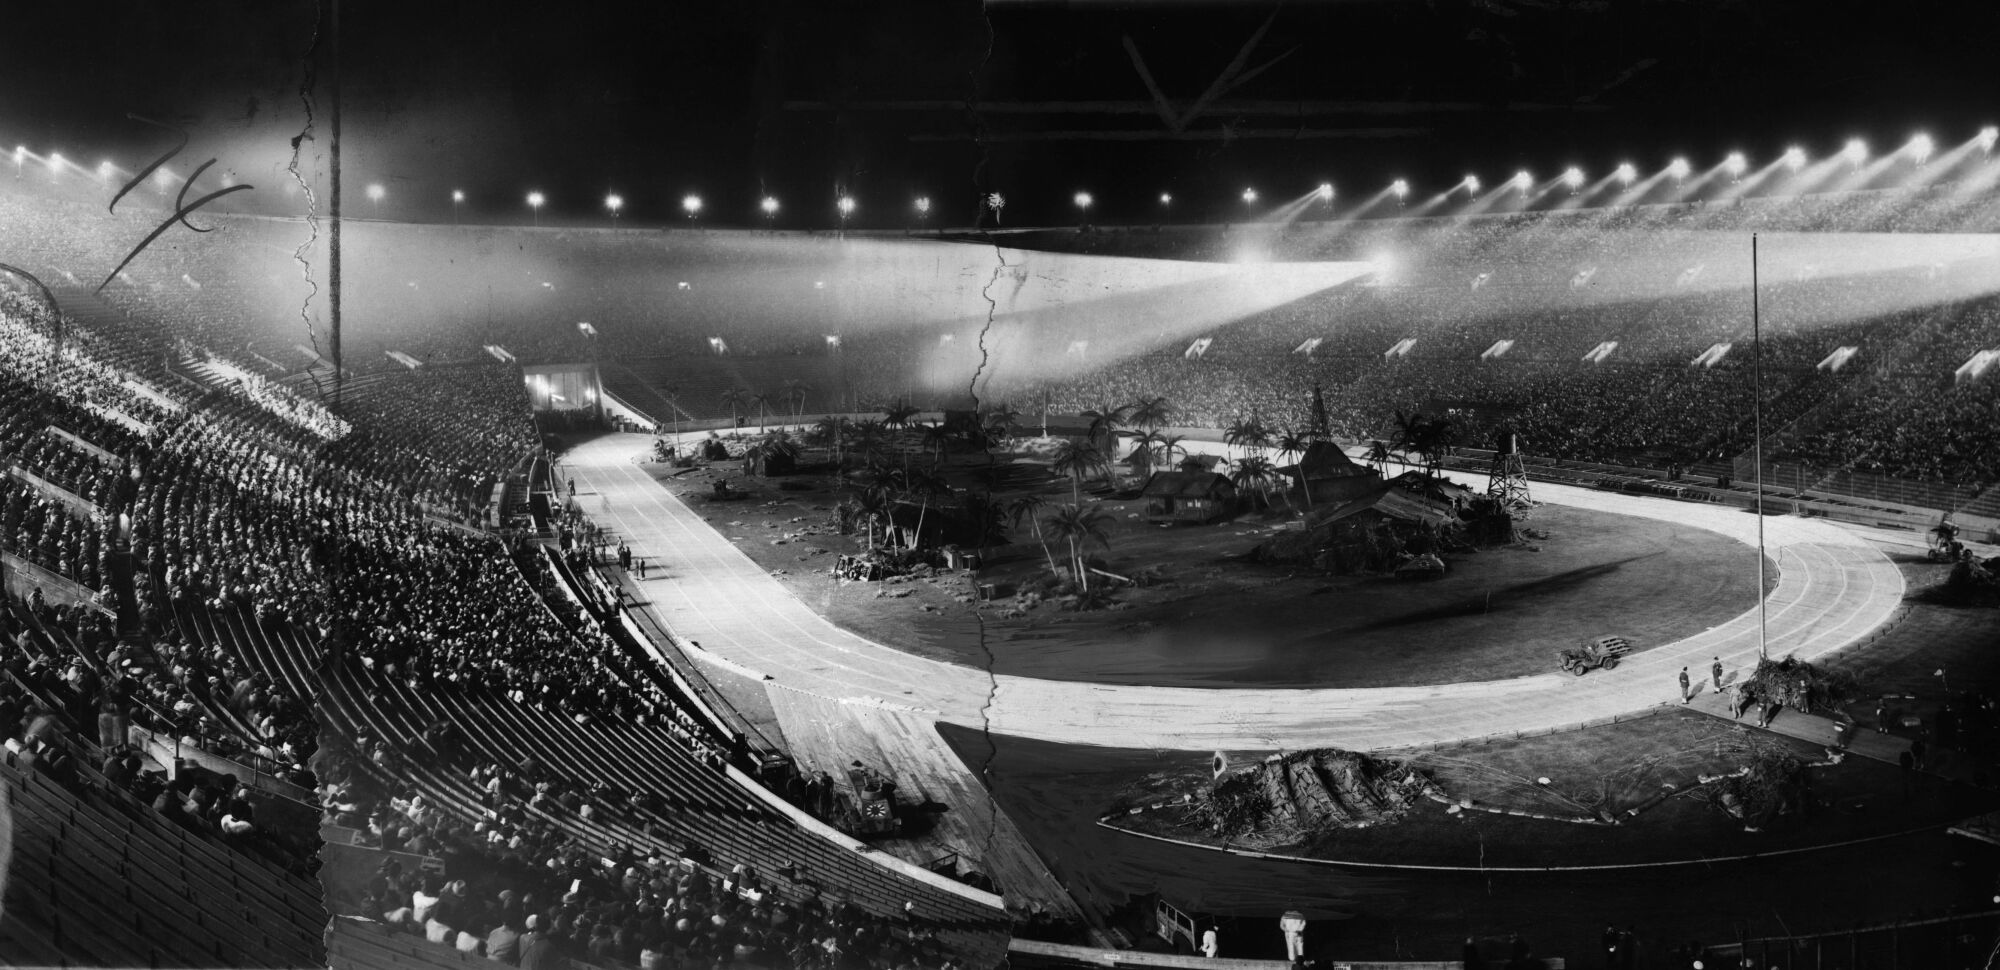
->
xmin=0 ymin=750 xmax=323 ymax=967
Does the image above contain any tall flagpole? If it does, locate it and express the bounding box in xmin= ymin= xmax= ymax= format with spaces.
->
xmin=1753 ymin=233 xmax=1767 ymax=660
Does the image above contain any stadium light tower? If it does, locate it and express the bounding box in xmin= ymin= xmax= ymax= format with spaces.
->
xmin=1461 ymin=174 xmax=1480 ymax=194
xmin=1906 ymin=133 xmax=1934 ymax=164
xmin=97 ymin=159 xmax=115 ymax=181
xmin=914 ymin=196 xmax=930 ymax=218
xmin=1614 ymin=163 xmax=1637 ymax=186
xmin=1560 ymin=167 xmax=1584 ymax=190
xmin=1980 ymin=127 xmax=1999 ymax=151
xmin=682 ymin=194 xmax=703 ymax=221
xmin=605 ymin=193 xmax=624 ymax=228
xmin=1723 ymin=152 xmax=1748 ymax=179
xmin=451 ymin=189 xmax=464 ymax=225
xmin=47 ymin=152 xmax=63 ymax=175
xmin=1512 ymin=170 xmax=1533 ymax=191
xmin=1242 ymin=187 xmax=1258 ymax=205
xmin=837 ymin=195 xmax=857 ymax=227
xmin=1390 ymin=179 xmax=1409 ymax=203
xmin=13 ymin=146 xmax=23 ymax=179
xmin=1317 ymin=183 xmax=1334 ymax=203
xmin=762 ymin=196 xmax=780 ymax=224
xmin=1667 ymin=158 xmax=1691 ymax=181
xmin=1782 ymin=147 xmax=1807 ymax=171
xmin=1159 ymin=191 xmax=1172 ymax=206
xmin=366 ymin=182 xmax=385 ymax=213
xmin=526 ymin=190 xmax=545 ymax=227
xmin=1842 ymin=138 xmax=1868 ymax=166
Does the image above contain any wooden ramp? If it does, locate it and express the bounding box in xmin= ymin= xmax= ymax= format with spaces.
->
xmin=766 ymin=685 xmax=1083 ymax=921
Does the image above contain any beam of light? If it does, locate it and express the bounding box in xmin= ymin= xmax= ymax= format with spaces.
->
xmin=1698 ymin=157 xmax=1790 ymax=212
xmin=1604 ymin=166 xmax=1673 ymax=207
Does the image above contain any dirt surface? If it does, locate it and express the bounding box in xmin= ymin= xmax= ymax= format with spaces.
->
xmin=1102 ymin=708 xmax=1997 ymax=867
xmin=648 ymin=452 xmax=1769 ymax=689
xmin=940 ymin=706 xmax=2000 ymax=964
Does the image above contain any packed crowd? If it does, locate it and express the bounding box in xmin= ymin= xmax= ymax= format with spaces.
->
xmin=319 ymin=735 xmax=970 ymax=970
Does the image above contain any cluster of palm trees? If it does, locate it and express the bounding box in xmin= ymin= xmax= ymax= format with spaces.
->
xmin=1002 ymin=492 xmax=1114 ymax=593
xmin=716 ymin=379 xmax=816 ymax=431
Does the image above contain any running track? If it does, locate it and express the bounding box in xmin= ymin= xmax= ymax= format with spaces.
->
xmin=563 ymin=433 xmax=1905 ymax=753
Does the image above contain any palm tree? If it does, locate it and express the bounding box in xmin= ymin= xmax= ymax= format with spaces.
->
xmin=903 ymin=468 xmax=950 ymax=550
xmin=1124 ymin=430 xmax=1162 ymax=482
xmin=1049 ymin=439 xmax=1102 ymax=502
xmin=848 ymin=420 xmax=887 ymax=469
xmin=852 ymin=488 xmax=889 ymax=550
xmin=959 ymin=491 xmax=1008 ymax=565
xmin=1392 ymin=410 xmax=1459 ymax=481
xmin=1230 ymin=455 xmax=1281 ymax=511
xmin=1128 ymin=396 xmax=1173 ymax=434
xmin=1045 ymin=503 xmax=1113 ymax=591
xmin=1224 ymin=414 xmax=1270 ymax=460
xmin=1275 ymin=426 xmax=1314 ymax=508
xmin=718 ymin=386 xmax=748 ymax=428
xmin=659 ymin=383 xmax=684 ymax=440
xmin=1154 ymin=433 xmax=1188 ymax=471
xmin=749 ymin=392 xmax=773 ymax=432
xmin=1081 ymin=401 xmax=1131 ymax=455
xmin=1008 ymin=494 xmax=1060 ymax=575
xmin=883 ymin=399 xmax=920 ymax=430
xmin=782 ymin=379 xmax=812 ymax=420
xmin=919 ymin=422 xmax=954 ymax=469
xmin=984 ymin=402 xmax=1021 ymax=444
xmin=1366 ymin=439 xmax=1395 ymax=476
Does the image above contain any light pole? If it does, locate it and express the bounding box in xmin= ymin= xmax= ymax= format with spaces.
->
xmin=683 ymin=194 xmax=702 ymax=224
xmin=366 ymin=182 xmax=385 ymax=215
xmin=451 ymin=189 xmax=464 ymax=226
xmin=526 ymin=191 xmax=545 ymax=227
xmin=913 ymin=196 xmax=929 ymax=235
xmin=605 ymin=193 xmax=624 ymax=229
xmin=1073 ymin=190 xmax=1092 ymax=226
xmin=761 ymin=196 xmax=779 ymax=228
xmin=837 ymin=195 xmax=856 ymax=232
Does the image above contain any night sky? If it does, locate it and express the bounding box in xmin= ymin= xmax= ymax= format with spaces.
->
xmin=1 ymin=0 xmax=1994 ymax=228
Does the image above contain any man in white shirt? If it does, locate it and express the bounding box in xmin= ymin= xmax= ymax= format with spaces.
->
xmin=1201 ymin=925 xmax=1219 ymax=958
xmin=1280 ymin=910 xmax=1308 ymax=961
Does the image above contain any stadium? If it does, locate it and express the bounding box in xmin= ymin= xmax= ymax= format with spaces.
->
xmin=2 ymin=2 xmax=1999 ymax=969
